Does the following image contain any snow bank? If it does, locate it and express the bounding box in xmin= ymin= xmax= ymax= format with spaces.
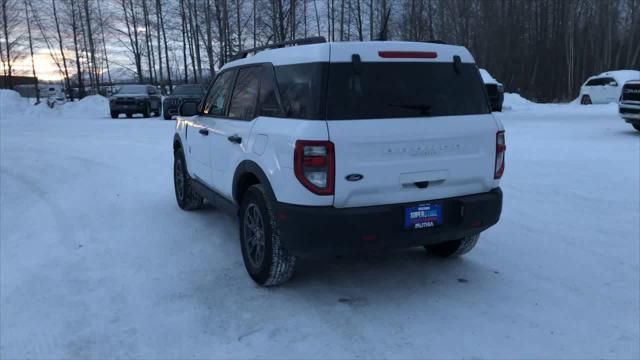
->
xmin=502 ymin=92 xmax=536 ymax=111
xmin=54 ymin=95 xmax=109 ymax=118
xmin=501 ymin=91 xmax=620 ymax=117
xmin=0 ymin=90 xmax=109 ymax=120
xmin=0 ymin=90 xmax=48 ymax=119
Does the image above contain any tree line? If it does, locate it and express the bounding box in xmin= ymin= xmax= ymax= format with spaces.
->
xmin=1 ymin=0 xmax=638 ymax=102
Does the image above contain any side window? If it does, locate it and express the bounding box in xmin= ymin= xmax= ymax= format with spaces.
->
xmin=586 ymin=78 xmax=601 ymax=86
xmin=258 ymin=65 xmax=284 ymax=117
xmin=228 ymin=66 xmax=261 ymax=120
xmin=203 ymin=70 xmax=237 ymax=116
xmin=147 ymin=86 xmax=156 ymax=94
xmin=602 ymin=77 xmax=618 ymax=86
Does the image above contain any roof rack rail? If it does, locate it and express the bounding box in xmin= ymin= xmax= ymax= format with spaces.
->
xmin=426 ymin=40 xmax=447 ymax=44
xmin=233 ymin=36 xmax=327 ymax=60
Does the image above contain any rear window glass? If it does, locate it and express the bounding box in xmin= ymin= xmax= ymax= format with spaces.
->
xmin=326 ymin=62 xmax=490 ymax=120
xmin=117 ymin=85 xmax=147 ymax=94
xmin=173 ymin=85 xmax=204 ymax=95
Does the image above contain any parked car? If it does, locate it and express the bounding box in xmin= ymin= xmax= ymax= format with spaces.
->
xmin=479 ymin=68 xmax=504 ymax=112
xmin=109 ymin=84 xmax=161 ymax=118
xmin=578 ymin=70 xmax=640 ymax=105
xmin=619 ymin=80 xmax=640 ymax=132
xmin=172 ymin=38 xmax=505 ymax=286
xmin=163 ymin=84 xmax=206 ymax=120
xmin=41 ymin=84 xmax=66 ymax=108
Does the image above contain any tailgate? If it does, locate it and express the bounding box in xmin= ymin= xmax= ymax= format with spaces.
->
xmin=328 ymin=115 xmax=498 ymax=208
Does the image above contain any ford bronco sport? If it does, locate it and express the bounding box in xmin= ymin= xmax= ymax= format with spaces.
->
xmin=172 ymin=38 xmax=505 ymax=286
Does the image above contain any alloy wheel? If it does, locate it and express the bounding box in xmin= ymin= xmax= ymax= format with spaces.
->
xmin=243 ymin=203 xmax=266 ymax=268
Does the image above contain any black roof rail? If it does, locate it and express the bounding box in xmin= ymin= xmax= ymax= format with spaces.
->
xmin=233 ymin=36 xmax=327 ymax=60
xmin=426 ymin=40 xmax=447 ymax=44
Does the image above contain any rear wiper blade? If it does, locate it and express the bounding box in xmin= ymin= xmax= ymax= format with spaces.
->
xmin=387 ymin=103 xmax=432 ymax=115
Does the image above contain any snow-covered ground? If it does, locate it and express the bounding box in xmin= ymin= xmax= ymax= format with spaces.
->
xmin=1 ymin=91 xmax=638 ymax=358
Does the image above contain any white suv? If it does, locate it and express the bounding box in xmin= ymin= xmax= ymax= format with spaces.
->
xmin=172 ymin=38 xmax=506 ymax=286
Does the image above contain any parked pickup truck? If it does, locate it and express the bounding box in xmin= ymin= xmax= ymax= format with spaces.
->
xmin=619 ymin=80 xmax=640 ymax=132
xmin=172 ymin=38 xmax=506 ymax=286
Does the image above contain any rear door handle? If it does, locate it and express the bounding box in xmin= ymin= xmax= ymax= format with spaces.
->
xmin=198 ymin=128 xmax=209 ymax=136
xmin=227 ymin=135 xmax=242 ymax=144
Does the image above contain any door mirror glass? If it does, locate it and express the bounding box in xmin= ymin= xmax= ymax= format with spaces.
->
xmin=179 ymin=101 xmax=199 ymax=116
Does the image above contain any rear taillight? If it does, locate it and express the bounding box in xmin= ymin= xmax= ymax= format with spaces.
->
xmin=294 ymin=140 xmax=335 ymax=195
xmin=494 ymin=131 xmax=506 ymax=179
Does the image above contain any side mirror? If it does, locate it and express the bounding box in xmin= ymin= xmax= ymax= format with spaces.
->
xmin=179 ymin=101 xmax=199 ymax=116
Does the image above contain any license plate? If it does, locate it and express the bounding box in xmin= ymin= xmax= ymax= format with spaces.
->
xmin=404 ymin=204 xmax=442 ymax=230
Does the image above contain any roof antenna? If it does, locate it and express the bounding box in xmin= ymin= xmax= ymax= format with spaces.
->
xmin=453 ymin=55 xmax=462 ymax=74
xmin=377 ymin=7 xmax=391 ymax=41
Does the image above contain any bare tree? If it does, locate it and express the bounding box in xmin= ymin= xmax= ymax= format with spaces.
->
xmin=52 ymin=0 xmax=74 ymax=99
xmin=24 ymin=0 xmax=39 ymax=103
xmin=69 ymin=0 xmax=85 ymax=98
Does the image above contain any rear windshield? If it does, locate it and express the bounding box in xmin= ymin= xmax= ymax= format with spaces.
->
xmin=173 ymin=85 xmax=204 ymax=95
xmin=117 ymin=85 xmax=147 ymax=94
xmin=326 ymin=62 xmax=490 ymax=119
xmin=272 ymin=61 xmax=489 ymax=120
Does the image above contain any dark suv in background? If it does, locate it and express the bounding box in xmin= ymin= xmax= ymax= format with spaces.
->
xmin=163 ymin=84 xmax=205 ymax=120
xmin=479 ymin=68 xmax=504 ymax=112
xmin=109 ymin=85 xmax=161 ymax=118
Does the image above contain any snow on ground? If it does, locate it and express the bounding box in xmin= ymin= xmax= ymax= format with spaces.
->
xmin=1 ymin=91 xmax=639 ymax=358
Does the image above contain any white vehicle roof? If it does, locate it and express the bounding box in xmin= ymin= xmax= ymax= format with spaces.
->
xmin=479 ymin=68 xmax=500 ymax=85
xmin=585 ymin=70 xmax=640 ymax=85
xmin=221 ymin=41 xmax=476 ymax=70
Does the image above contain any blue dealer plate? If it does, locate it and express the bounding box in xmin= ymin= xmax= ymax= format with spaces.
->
xmin=404 ymin=204 xmax=443 ymax=230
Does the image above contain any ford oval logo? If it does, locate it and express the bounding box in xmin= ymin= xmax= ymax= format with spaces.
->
xmin=345 ymin=174 xmax=363 ymax=182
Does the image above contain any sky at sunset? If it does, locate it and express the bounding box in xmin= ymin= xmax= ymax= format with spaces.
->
xmin=3 ymin=50 xmax=63 ymax=82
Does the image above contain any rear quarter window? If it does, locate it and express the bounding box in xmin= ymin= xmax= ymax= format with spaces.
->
xmin=274 ymin=63 xmax=327 ymax=120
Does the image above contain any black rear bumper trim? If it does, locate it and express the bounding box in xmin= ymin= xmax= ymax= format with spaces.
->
xmin=275 ymin=188 xmax=503 ymax=256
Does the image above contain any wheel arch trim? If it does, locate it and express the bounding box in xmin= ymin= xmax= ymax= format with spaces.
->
xmin=232 ymin=160 xmax=277 ymax=205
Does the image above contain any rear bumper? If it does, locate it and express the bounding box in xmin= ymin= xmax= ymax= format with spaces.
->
xmin=275 ymin=188 xmax=503 ymax=256
xmin=110 ymin=103 xmax=148 ymax=112
xmin=163 ymin=103 xmax=180 ymax=116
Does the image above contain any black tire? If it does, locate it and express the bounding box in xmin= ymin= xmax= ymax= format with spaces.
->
xmin=164 ymin=112 xmax=172 ymax=120
xmin=633 ymin=124 xmax=640 ymax=132
xmin=425 ymin=234 xmax=480 ymax=258
xmin=239 ymin=184 xmax=296 ymax=286
xmin=581 ymin=95 xmax=592 ymax=105
xmin=142 ymin=104 xmax=150 ymax=118
xmin=173 ymin=149 xmax=204 ymax=210
xmin=110 ymin=111 xmax=119 ymax=119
